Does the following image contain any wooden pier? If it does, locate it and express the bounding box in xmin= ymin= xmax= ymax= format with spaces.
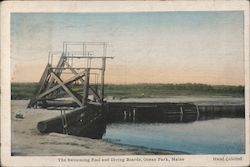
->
xmin=105 ymin=102 xmax=244 ymax=123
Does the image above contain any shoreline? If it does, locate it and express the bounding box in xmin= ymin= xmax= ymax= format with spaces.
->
xmin=101 ymin=139 xmax=190 ymax=155
xmin=11 ymin=100 xmax=180 ymax=156
xmin=12 ymin=133 xmax=180 ymax=156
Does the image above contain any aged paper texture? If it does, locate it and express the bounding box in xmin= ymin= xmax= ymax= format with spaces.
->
xmin=1 ymin=0 xmax=250 ymax=166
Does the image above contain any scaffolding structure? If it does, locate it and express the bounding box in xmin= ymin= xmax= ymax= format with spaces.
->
xmin=28 ymin=42 xmax=113 ymax=109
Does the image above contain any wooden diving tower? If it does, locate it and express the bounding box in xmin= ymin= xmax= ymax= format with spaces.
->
xmin=28 ymin=42 xmax=113 ymax=109
xmin=28 ymin=42 xmax=113 ymax=139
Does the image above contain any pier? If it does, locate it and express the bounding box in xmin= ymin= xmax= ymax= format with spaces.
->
xmin=105 ymin=102 xmax=244 ymax=123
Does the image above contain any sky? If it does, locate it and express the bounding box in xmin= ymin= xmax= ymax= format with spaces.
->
xmin=11 ymin=11 xmax=244 ymax=85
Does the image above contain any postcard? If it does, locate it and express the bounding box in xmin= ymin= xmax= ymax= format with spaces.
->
xmin=1 ymin=0 xmax=249 ymax=166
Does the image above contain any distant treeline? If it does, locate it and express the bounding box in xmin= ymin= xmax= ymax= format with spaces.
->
xmin=11 ymin=82 xmax=244 ymax=100
xmin=11 ymin=82 xmax=39 ymax=100
xmin=104 ymin=83 xmax=244 ymax=97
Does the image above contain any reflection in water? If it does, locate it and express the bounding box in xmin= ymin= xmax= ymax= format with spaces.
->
xmin=103 ymin=118 xmax=245 ymax=154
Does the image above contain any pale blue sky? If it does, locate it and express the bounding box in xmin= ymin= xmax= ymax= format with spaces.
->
xmin=11 ymin=11 xmax=244 ymax=85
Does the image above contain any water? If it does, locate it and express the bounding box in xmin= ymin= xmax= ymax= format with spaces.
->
xmin=103 ymin=118 xmax=245 ymax=154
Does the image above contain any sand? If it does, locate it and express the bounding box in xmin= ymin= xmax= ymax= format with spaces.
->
xmin=11 ymin=100 xmax=176 ymax=156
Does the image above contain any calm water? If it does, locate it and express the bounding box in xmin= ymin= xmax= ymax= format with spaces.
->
xmin=103 ymin=118 xmax=245 ymax=154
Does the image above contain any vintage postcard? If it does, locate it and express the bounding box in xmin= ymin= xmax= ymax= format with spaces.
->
xmin=1 ymin=0 xmax=249 ymax=166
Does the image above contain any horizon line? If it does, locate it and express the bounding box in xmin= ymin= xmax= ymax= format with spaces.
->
xmin=11 ymin=81 xmax=245 ymax=87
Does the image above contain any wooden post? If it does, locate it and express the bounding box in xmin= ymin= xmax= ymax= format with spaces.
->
xmin=196 ymin=105 xmax=200 ymax=121
xmin=180 ymin=106 xmax=183 ymax=122
xmin=101 ymin=43 xmax=107 ymax=103
xmin=82 ymin=68 xmax=90 ymax=105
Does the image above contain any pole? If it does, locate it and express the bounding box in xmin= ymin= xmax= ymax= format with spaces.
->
xmin=101 ymin=43 xmax=107 ymax=103
xmin=82 ymin=68 xmax=90 ymax=105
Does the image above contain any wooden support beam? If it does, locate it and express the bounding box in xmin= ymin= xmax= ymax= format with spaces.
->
xmin=65 ymin=61 xmax=101 ymax=101
xmin=62 ymin=56 xmax=113 ymax=59
xmin=64 ymin=61 xmax=85 ymax=83
xmin=82 ymin=68 xmax=90 ymax=105
xmin=36 ymin=64 xmax=51 ymax=96
xmin=38 ymin=70 xmax=85 ymax=98
xmin=51 ymin=72 xmax=83 ymax=107
xmin=50 ymin=67 xmax=103 ymax=70
xmin=46 ymin=54 xmax=66 ymax=91
xmin=27 ymin=64 xmax=51 ymax=108
xmin=101 ymin=44 xmax=107 ymax=102
xmin=89 ymin=86 xmax=101 ymax=101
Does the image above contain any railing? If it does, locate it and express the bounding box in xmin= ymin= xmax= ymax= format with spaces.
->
xmin=48 ymin=42 xmax=112 ymax=69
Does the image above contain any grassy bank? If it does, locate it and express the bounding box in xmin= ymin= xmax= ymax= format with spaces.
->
xmin=11 ymin=82 xmax=244 ymax=100
xmin=105 ymin=84 xmax=244 ymax=97
xmin=11 ymin=83 xmax=39 ymax=100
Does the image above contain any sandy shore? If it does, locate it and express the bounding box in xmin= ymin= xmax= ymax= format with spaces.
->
xmin=11 ymin=100 xmax=177 ymax=156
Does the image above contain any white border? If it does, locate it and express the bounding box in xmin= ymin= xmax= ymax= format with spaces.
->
xmin=1 ymin=1 xmax=249 ymax=167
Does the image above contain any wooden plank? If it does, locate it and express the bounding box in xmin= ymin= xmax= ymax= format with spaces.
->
xmin=51 ymin=72 xmax=83 ymax=107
